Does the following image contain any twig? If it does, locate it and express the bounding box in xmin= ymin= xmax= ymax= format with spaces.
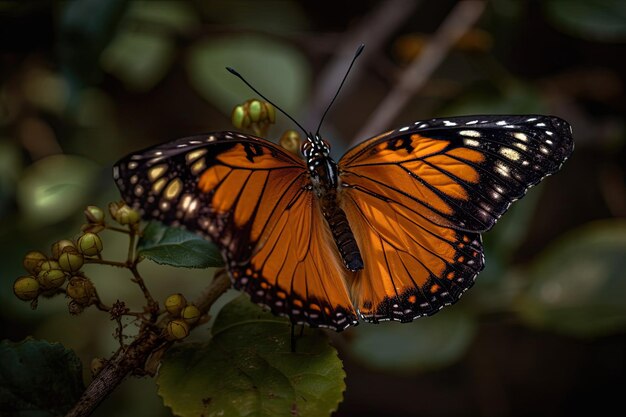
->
xmin=304 ymin=0 xmax=421 ymax=129
xmin=64 ymin=271 xmax=232 ymax=417
xmin=352 ymin=0 xmax=487 ymax=143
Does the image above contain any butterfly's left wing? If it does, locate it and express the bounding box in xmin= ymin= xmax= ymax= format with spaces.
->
xmin=338 ymin=115 xmax=573 ymax=322
xmin=114 ymin=132 xmax=358 ymax=330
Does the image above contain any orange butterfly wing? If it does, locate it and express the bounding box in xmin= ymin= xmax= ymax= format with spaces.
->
xmin=338 ymin=115 xmax=573 ymax=321
xmin=113 ymin=132 xmax=357 ymax=330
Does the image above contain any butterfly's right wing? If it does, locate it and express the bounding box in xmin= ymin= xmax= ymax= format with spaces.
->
xmin=114 ymin=132 xmax=358 ymax=330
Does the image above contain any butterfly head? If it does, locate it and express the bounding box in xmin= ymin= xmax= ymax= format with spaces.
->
xmin=302 ymin=134 xmax=338 ymax=194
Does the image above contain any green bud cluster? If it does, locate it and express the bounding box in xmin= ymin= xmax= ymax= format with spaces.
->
xmin=14 ymin=206 xmax=107 ymax=310
xmin=164 ymin=293 xmax=202 ymax=340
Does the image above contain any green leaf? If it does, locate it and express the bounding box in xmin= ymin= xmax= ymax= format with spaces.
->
xmin=0 ymin=338 xmax=84 ymax=417
xmin=349 ymin=308 xmax=476 ymax=373
xmin=17 ymin=154 xmax=99 ymax=226
xmin=544 ymin=0 xmax=626 ymax=42
xmin=100 ymin=1 xmax=197 ymax=92
xmin=186 ymin=36 xmax=310 ymax=115
xmin=137 ymin=221 xmax=223 ymax=268
xmin=517 ymin=220 xmax=626 ymax=337
xmin=157 ymin=296 xmax=345 ymax=417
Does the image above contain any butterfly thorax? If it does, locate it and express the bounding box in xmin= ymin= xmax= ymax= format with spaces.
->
xmin=303 ymin=134 xmax=364 ymax=272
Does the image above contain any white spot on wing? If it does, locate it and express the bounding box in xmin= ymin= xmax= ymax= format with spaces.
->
xmin=399 ymin=126 xmax=409 ymax=132
xmin=499 ymin=147 xmax=521 ymax=161
xmin=464 ymin=139 xmax=480 ymax=147
xmin=513 ymin=132 xmax=528 ymax=142
xmin=459 ymin=130 xmax=481 ymax=137
xmin=443 ymin=120 xmax=457 ymax=126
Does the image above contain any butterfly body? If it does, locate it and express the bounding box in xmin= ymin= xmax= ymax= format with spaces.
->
xmin=303 ymin=134 xmax=364 ymax=272
xmin=114 ymin=115 xmax=573 ymax=331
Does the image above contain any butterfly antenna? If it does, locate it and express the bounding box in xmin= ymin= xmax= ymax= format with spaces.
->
xmin=315 ymin=44 xmax=365 ymax=136
xmin=226 ymin=67 xmax=308 ymax=138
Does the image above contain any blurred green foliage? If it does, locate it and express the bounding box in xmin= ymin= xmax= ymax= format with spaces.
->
xmin=1 ymin=0 xmax=625 ymax=416
xmin=0 ymin=338 xmax=84 ymax=416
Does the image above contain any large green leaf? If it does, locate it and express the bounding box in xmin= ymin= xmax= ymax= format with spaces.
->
xmin=100 ymin=1 xmax=197 ymax=91
xmin=137 ymin=221 xmax=223 ymax=268
xmin=349 ymin=308 xmax=476 ymax=373
xmin=17 ymin=154 xmax=99 ymax=226
xmin=516 ymin=220 xmax=626 ymax=337
xmin=186 ymin=36 xmax=310 ymax=116
xmin=0 ymin=338 xmax=84 ymax=417
xmin=157 ymin=296 xmax=345 ymax=417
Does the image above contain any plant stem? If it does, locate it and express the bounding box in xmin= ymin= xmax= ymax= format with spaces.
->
xmin=64 ymin=271 xmax=231 ymax=417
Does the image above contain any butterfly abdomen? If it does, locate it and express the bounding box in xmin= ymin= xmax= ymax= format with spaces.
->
xmin=320 ymin=193 xmax=364 ymax=272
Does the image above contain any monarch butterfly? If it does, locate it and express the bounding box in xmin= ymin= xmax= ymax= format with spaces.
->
xmin=113 ymin=51 xmax=573 ymax=332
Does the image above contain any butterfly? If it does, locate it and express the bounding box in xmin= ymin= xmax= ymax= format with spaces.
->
xmin=113 ymin=113 xmax=573 ymax=331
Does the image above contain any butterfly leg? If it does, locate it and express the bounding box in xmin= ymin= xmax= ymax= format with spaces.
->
xmin=290 ymin=323 xmax=297 ymax=353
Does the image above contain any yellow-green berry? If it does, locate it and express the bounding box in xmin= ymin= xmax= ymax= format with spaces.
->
xmin=114 ymin=204 xmax=140 ymax=225
xmin=108 ymin=201 xmax=123 ymax=218
xmin=84 ymin=205 xmax=105 ymax=224
xmin=264 ymin=102 xmax=275 ymax=123
xmin=13 ymin=276 xmax=40 ymax=301
xmin=58 ymin=251 xmax=84 ymax=273
xmin=23 ymin=251 xmax=47 ymax=275
xmin=66 ymin=276 xmax=94 ymax=305
xmin=38 ymin=269 xmax=67 ymax=290
xmin=248 ymin=100 xmax=263 ymax=122
xmin=51 ymin=240 xmax=77 ymax=259
xmin=181 ymin=304 xmax=201 ymax=325
xmin=279 ymin=130 xmax=301 ymax=155
xmin=164 ymin=293 xmax=186 ymax=316
xmin=39 ymin=260 xmax=61 ymax=272
xmin=77 ymin=233 xmax=103 ymax=256
xmin=231 ymin=105 xmax=247 ymax=129
xmin=166 ymin=319 xmax=190 ymax=340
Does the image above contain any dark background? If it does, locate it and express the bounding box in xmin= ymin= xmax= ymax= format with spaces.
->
xmin=1 ymin=1 xmax=625 ymax=416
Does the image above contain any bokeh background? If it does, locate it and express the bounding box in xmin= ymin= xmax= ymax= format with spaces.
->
xmin=1 ymin=1 xmax=625 ymax=416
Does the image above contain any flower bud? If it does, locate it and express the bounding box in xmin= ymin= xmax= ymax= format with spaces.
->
xmin=77 ymin=233 xmax=103 ymax=256
xmin=66 ymin=276 xmax=94 ymax=305
xmin=90 ymin=357 xmax=106 ymax=377
xmin=13 ymin=276 xmax=40 ymax=301
xmin=280 ymin=130 xmax=301 ymax=155
xmin=164 ymin=293 xmax=186 ymax=316
xmin=39 ymin=260 xmax=61 ymax=272
xmin=181 ymin=304 xmax=201 ymax=325
xmin=114 ymin=204 xmax=140 ymax=225
xmin=51 ymin=240 xmax=77 ymax=259
xmin=108 ymin=201 xmax=123 ymax=218
xmin=264 ymin=102 xmax=275 ymax=123
xmin=166 ymin=319 xmax=190 ymax=340
xmin=23 ymin=251 xmax=47 ymax=275
xmin=248 ymin=100 xmax=263 ymax=122
xmin=38 ymin=269 xmax=67 ymax=290
xmin=58 ymin=251 xmax=84 ymax=273
xmin=68 ymin=300 xmax=84 ymax=315
xmin=84 ymin=205 xmax=105 ymax=224
xmin=231 ymin=105 xmax=247 ymax=129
